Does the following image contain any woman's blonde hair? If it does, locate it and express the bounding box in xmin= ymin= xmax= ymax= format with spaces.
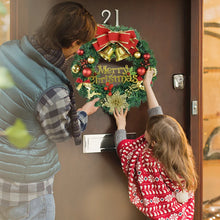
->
xmin=146 ymin=115 xmax=198 ymax=191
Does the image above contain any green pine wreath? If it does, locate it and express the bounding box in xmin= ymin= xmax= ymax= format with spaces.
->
xmin=71 ymin=24 xmax=157 ymax=114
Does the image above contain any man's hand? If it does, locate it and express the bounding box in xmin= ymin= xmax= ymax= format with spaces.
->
xmin=78 ymin=98 xmax=100 ymax=116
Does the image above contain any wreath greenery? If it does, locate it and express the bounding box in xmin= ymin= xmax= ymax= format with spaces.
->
xmin=71 ymin=24 xmax=157 ymax=114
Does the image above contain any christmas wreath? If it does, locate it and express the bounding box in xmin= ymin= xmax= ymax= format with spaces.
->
xmin=71 ymin=24 xmax=157 ymax=114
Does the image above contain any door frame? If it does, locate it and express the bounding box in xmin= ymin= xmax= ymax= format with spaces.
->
xmin=10 ymin=0 xmax=204 ymax=219
xmin=190 ymin=0 xmax=203 ymax=219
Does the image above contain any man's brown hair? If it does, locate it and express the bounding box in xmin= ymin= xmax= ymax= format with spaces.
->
xmin=35 ymin=1 xmax=96 ymax=49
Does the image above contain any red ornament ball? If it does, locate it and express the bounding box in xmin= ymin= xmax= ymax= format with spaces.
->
xmin=82 ymin=68 xmax=92 ymax=77
xmin=77 ymin=49 xmax=84 ymax=56
xmin=137 ymin=67 xmax=146 ymax=76
xmin=143 ymin=53 xmax=151 ymax=60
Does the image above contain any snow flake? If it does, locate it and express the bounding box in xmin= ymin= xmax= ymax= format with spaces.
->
xmin=133 ymin=196 xmax=140 ymax=205
xmin=169 ymin=213 xmax=179 ymax=220
xmin=148 ymin=175 xmax=154 ymax=183
xmin=165 ymin=194 xmax=174 ymax=202
xmin=143 ymin=198 xmax=150 ymax=206
xmin=152 ymin=197 xmax=160 ymax=204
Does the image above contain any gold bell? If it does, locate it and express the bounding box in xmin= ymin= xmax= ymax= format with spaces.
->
xmin=71 ymin=64 xmax=80 ymax=73
xmin=115 ymin=46 xmax=130 ymax=62
xmin=99 ymin=46 xmax=114 ymax=62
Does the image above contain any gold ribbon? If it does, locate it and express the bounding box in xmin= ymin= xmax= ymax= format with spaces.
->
xmin=77 ymin=82 xmax=101 ymax=99
xmin=130 ymin=81 xmax=145 ymax=91
xmin=76 ymin=82 xmax=90 ymax=91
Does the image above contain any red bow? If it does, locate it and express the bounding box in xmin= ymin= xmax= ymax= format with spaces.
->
xmin=93 ymin=24 xmax=138 ymax=55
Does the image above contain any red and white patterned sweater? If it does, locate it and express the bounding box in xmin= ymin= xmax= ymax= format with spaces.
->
xmin=117 ymin=135 xmax=195 ymax=220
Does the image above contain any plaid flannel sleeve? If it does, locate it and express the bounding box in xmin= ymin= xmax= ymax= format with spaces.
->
xmin=36 ymin=87 xmax=88 ymax=142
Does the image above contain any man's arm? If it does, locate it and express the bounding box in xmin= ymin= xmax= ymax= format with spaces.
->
xmin=36 ymin=87 xmax=88 ymax=142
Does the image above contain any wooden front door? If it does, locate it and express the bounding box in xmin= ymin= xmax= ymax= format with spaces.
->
xmin=10 ymin=0 xmax=202 ymax=219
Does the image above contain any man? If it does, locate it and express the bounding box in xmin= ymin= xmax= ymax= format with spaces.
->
xmin=0 ymin=2 xmax=98 ymax=219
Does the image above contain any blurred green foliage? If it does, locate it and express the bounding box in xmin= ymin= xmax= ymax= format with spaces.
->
xmin=5 ymin=118 xmax=33 ymax=149
xmin=0 ymin=66 xmax=15 ymax=88
xmin=0 ymin=1 xmax=7 ymax=15
xmin=0 ymin=66 xmax=33 ymax=148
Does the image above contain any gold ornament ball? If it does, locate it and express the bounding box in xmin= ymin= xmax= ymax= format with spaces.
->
xmin=71 ymin=65 xmax=80 ymax=73
xmin=134 ymin=51 xmax=141 ymax=59
xmin=87 ymin=56 xmax=95 ymax=64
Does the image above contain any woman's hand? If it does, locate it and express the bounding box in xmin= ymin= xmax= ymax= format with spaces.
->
xmin=143 ymin=67 xmax=155 ymax=88
xmin=113 ymin=108 xmax=128 ymax=130
xmin=143 ymin=67 xmax=160 ymax=109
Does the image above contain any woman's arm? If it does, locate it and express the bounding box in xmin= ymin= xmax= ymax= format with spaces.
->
xmin=113 ymin=108 xmax=128 ymax=130
xmin=113 ymin=108 xmax=128 ymax=147
xmin=144 ymin=67 xmax=163 ymax=116
xmin=143 ymin=67 xmax=159 ymax=109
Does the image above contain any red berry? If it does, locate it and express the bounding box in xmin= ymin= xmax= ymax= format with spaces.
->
xmin=108 ymin=92 xmax=112 ymax=96
xmin=106 ymin=82 xmax=110 ymax=86
xmin=77 ymin=49 xmax=84 ymax=56
xmin=109 ymin=84 xmax=114 ymax=90
xmin=143 ymin=53 xmax=150 ymax=60
xmin=104 ymin=87 xmax=108 ymax=91
xmin=127 ymin=72 xmax=130 ymax=75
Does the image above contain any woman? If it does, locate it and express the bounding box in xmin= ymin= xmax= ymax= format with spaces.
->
xmin=113 ymin=68 xmax=198 ymax=219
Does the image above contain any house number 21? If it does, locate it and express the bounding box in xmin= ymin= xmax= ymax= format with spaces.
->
xmin=101 ymin=9 xmax=119 ymax=27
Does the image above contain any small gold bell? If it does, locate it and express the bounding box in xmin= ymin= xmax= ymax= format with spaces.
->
xmin=99 ymin=46 xmax=114 ymax=62
xmin=115 ymin=46 xmax=130 ymax=62
xmin=71 ymin=64 xmax=80 ymax=73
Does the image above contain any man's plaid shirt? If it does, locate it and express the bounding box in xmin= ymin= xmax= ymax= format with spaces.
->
xmin=0 ymin=87 xmax=88 ymax=206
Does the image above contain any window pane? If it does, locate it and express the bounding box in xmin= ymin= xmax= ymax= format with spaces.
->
xmin=203 ymin=0 xmax=220 ymax=219
xmin=0 ymin=0 xmax=10 ymax=45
